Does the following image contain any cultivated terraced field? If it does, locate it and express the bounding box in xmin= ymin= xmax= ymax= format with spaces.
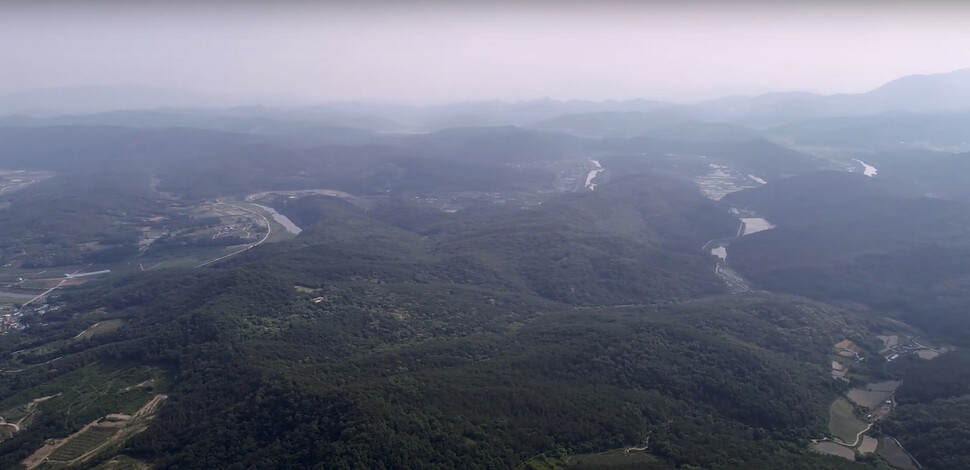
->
xmin=47 ymin=426 xmax=118 ymax=462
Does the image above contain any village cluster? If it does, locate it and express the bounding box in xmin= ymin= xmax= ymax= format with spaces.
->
xmin=0 ymin=302 xmax=62 ymax=334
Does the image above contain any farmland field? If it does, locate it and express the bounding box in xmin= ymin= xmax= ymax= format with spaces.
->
xmin=812 ymin=441 xmax=855 ymax=460
xmin=847 ymin=380 xmax=900 ymax=409
xmin=47 ymin=426 xmax=118 ymax=461
xmin=877 ymin=437 xmax=918 ymax=470
xmin=847 ymin=389 xmax=892 ymax=409
xmin=828 ymin=397 xmax=867 ymax=443
xmin=916 ymin=349 xmax=941 ymax=360
xmin=0 ymin=363 xmax=162 ymax=422
xmin=858 ymin=435 xmax=877 ymax=454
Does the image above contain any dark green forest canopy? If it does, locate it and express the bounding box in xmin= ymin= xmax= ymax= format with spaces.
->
xmin=2 ymin=114 xmax=969 ymax=469
xmin=882 ymin=351 xmax=970 ymax=470
xmin=0 ymin=171 xmax=892 ymax=469
xmin=725 ymin=171 xmax=970 ymax=347
xmin=2 ymin=277 xmax=885 ymax=469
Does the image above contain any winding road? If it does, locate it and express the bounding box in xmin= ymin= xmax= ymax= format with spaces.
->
xmin=845 ymin=423 xmax=874 ymax=447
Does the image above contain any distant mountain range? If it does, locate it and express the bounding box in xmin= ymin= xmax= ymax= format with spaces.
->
xmin=3 ymin=68 xmax=970 ymax=148
xmin=691 ymin=68 xmax=970 ymax=126
xmin=0 ymin=85 xmax=245 ymax=115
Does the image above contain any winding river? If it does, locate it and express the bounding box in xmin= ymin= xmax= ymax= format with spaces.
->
xmin=585 ymin=160 xmax=604 ymax=190
xmin=252 ymin=204 xmax=302 ymax=235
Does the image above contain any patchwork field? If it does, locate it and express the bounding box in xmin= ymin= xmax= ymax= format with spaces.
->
xmin=22 ymin=394 xmax=166 ymax=469
xmin=47 ymin=425 xmax=119 ymax=462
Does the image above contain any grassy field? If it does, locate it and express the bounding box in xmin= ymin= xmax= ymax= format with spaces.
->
xmin=17 ymin=279 xmax=62 ymax=290
xmin=74 ymin=319 xmax=125 ymax=341
xmin=518 ymin=455 xmax=568 ymax=470
xmin=828 ymin=397 xmax=868 ymax=443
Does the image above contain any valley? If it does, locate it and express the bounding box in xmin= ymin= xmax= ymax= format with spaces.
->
xmin=2 ymin=75 xmax=970 ymax=470
xmin=7 ymin=2 xmax=970 ymax=468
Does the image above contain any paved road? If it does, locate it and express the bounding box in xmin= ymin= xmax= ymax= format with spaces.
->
xmin=20 ymin=267 xmax=83 ymax=307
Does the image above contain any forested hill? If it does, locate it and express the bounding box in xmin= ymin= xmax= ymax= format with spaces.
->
xmin=0 ymin=123 xmax=827 ymax=198
xmin=0 ymin=170 xmax=889 ymax=469
xmin=1 ymin=108 xmax=951 ymax=469
xmin=234 ymin=175 xmax=738 ymax=306
xmin=725 ymin=171 xmax=970 ymax=346
xmin=883 ymin=351 xmax=970 ymax=470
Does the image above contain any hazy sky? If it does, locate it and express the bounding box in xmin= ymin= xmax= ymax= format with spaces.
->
xmin=4 ymin=0 xmax=970 ymax=103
